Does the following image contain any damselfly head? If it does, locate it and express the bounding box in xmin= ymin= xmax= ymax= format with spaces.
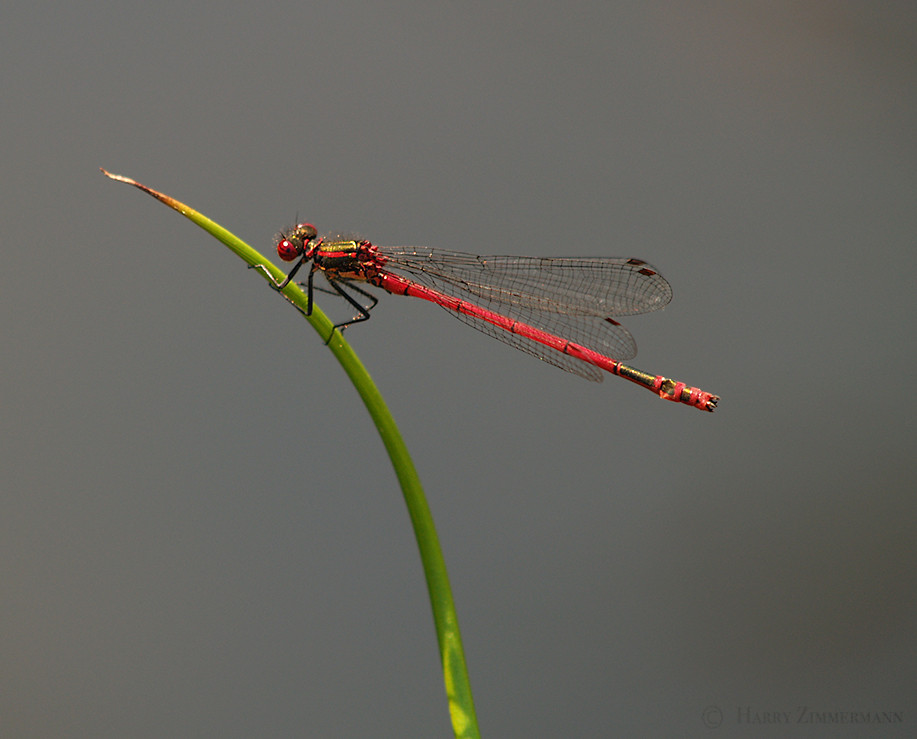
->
xmin=276 ymin=222 xmax=318 ymax=262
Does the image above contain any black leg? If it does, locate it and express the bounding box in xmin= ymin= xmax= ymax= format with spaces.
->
xmin=248 ymin=255 xmax=306 ymax=290
xmin=325 ymin=279 xmax=379 ymax=330
xmin=252 ymin=260 xmax=379 ymax=344
xmin=298 ymin=275 xmax=379 ymax=344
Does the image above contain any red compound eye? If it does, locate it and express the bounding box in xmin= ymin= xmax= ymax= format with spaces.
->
xmin=277 ymin=238 xmax=300 ymax=262
xmin=277 ymin=223 xmax=318 ymax=261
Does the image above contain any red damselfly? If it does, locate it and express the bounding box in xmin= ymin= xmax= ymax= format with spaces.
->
xmin=260 ymin=223 xmax=718 ymax=411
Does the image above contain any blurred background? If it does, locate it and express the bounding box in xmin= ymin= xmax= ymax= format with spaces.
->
xmin=2 ymin=2 xmax=915 ymax=736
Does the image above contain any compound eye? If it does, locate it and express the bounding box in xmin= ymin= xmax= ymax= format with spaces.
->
xmin=297 ymin=223 xmax=318 ymax=240
xmin=277 ymin=238 xmax=301 ymax=262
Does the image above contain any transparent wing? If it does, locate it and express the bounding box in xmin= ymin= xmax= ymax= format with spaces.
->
xmin=377 ymin=247 xmax=672 ymax=317
xmin=373 ymin=247 xmax=672 ymax=380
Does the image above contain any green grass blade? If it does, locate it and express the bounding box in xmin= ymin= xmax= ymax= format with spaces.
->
xmin=102 ymin=169 xmax=481 ymax=739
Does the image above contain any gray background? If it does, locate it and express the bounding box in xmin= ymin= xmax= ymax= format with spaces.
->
xmin=3 ymin=2 xmax=915 ymax=736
